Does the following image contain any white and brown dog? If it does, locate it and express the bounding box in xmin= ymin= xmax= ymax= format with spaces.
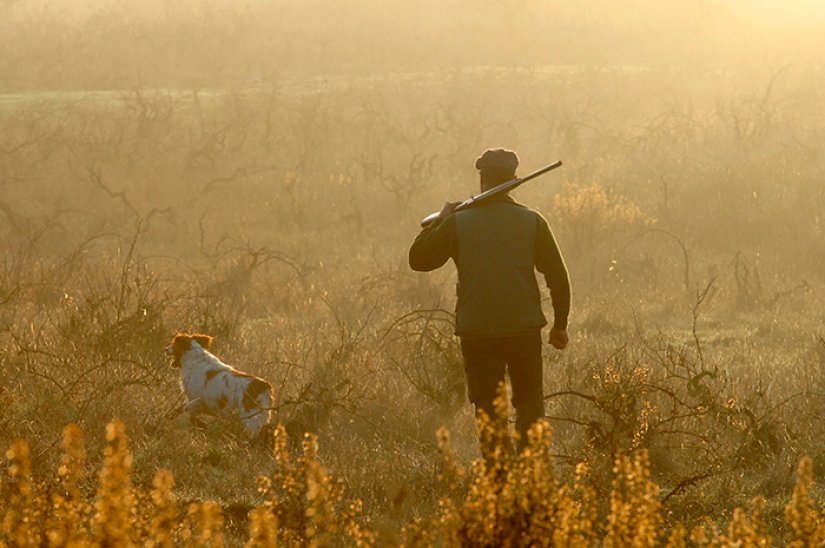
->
xmin=166 ymin=333 xmax=274 ymax=438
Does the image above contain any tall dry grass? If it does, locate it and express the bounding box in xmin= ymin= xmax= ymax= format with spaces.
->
xmin=1 ymin=2 xmax=824 ymax=542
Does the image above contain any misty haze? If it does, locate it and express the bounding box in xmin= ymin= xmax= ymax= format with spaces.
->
xmin=1 ymin=0 xmax=824 ymax=545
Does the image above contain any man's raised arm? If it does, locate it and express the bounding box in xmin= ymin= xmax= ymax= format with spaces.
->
xmin=409 ymin=203 xmax=458 ymax=272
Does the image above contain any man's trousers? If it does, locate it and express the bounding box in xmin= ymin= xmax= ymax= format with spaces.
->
xmin=460 ymin=331 xmax=544 ymax=452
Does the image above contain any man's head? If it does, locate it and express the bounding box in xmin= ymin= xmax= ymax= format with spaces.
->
xmin=475 ymin=148 xmax=519 ymax=190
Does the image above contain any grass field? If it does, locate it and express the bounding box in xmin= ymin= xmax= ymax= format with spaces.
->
xmin=2 ymin=0 xmax=825 ymax=545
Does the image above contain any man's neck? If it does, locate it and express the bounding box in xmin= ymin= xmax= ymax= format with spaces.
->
xmin=480 ymin=178 xmax=510 ymax=193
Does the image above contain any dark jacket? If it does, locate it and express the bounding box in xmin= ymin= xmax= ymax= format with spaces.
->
xmin=409 ymin=196 xmax=570 ymax=337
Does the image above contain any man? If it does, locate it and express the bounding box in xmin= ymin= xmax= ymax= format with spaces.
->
xmin=409 ymin=148 xmax=570 ymax=453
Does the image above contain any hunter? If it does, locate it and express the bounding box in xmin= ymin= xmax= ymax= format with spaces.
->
xmin=408 ymin=148 xmax=571 ymax=453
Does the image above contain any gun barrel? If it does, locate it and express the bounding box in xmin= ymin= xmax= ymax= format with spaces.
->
xmin=419 ymin=160 xmax=562 ymax=227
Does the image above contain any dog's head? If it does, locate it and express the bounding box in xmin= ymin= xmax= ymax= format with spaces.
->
xmin=166 ymin=333 xmax=214 ymax=368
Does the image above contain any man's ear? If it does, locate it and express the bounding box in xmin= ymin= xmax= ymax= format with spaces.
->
xmin=192 ymin=334 xmax=213 ymax=350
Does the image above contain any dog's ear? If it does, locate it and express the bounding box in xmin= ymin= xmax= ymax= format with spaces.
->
xmin=192 ymin=334 xmax=213 ymax=350
xmin=172 ymin=333 xmax=193 ymax=352
xmin=169 ymin=334 xmax=193 ymax=368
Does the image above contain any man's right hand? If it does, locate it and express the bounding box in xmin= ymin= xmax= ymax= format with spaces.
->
xmin=439 ymin=201 xmax=461 ymax=219
xmin=549 ymin=328 xmax=568 ymax=350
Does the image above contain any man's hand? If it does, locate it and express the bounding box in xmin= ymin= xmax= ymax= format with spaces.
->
xmin=549 ymin=328 xmax=568 ymax=350
xmin=439 ymin=201 xmax=461 ymax=219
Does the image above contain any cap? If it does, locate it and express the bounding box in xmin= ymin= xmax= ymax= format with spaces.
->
xmin=474 ymin=148 xmax=519 ymax=175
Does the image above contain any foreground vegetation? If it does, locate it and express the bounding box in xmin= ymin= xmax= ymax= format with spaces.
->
xmin=5 ymin=414 xmax=825 ymax=546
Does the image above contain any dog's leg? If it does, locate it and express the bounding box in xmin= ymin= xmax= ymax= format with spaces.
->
xmin=186 ymin=399 xmax=209 ymax=429
xmin=241 ymin=388 xmax=273 ymax=438
xmin=240 ymin=408 xmax=266 ymax=438
xmin=167 ymin=399 xmax=187 ymax=420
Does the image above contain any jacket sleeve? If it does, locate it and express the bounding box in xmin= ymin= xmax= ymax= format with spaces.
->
xmin=535 ymin=214 xmax=571 ymax=330
xmin=409 ymin=214 xmax=456 ymax=272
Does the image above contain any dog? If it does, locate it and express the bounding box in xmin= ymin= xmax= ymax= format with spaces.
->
xmin=166 ymin=333 xmax=274 ymax=438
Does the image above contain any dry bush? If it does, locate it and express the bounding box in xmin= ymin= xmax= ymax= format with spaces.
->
xmin=554 ymin=182 xmax=654 ymax=250
xmin=407 ymin=403 xmax=824 ymax=546
xmin=0 ymin=421 xmax=374 ymax=546
xmin=6 ymin=419 xmax=825 ymax=546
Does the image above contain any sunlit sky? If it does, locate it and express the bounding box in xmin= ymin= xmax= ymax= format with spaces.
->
xmin=734 ymin=0 xmax=825 ymax=22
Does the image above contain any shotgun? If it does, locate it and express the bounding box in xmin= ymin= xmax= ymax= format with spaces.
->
xmin=419 ymin=160 xmax=563 ymax=227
